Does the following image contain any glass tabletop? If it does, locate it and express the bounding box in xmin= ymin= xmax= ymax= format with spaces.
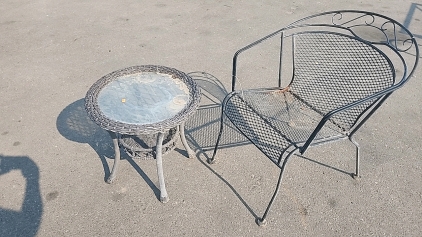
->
xmin=97 ymin=72 xmax=190 ymax=125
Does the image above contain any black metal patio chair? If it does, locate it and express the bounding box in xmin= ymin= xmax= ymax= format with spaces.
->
xmin=209 ymin=10 xmax=419 ymax=226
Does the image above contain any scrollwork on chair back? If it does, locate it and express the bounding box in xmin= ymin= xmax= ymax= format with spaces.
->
xmin=289 ymin=11 xmax=418 ymax=52
xmin=286 ymin=10 xmax=419 ymax=86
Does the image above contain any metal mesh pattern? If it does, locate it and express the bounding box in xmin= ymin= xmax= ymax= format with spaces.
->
xmin=224 ymin=90 xmax=346 ymax=162
xmin=213 ymin=10 xmax=418 ymax=224
xmin=290 ymin=32 xmax=395 ymax=130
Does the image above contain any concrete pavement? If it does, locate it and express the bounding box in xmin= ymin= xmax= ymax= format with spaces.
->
xmin=1 ymin=1 xmax=421 ymax=236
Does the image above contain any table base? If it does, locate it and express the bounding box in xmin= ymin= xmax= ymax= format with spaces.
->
xmin=106 ymin=122 xmax=195 ymax=203
xmin=120 ymin=127 xmax=178 ymax=160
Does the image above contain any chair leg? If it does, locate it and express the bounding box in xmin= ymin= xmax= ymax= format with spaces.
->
xmin=209 ymin=113 xmax=225 ymax=164
xmin=349 ymin=136 xmax=360 ymax=179
xmin=258 ymin=151 xmax=295 ymax=226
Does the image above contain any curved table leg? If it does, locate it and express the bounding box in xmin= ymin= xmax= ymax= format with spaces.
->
xmin=156 ymin=132 xmax=169 ymax=203
xmin=179 ymin=122 xmax=195 ymax=159
xmin=107 ymin=131 xmax=121 ymax=184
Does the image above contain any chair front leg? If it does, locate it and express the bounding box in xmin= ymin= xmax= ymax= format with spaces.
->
xmin=258 ymin=149 xmax=296 ymax=226
xmin=209 ymin=112 xmax=225 ymax=164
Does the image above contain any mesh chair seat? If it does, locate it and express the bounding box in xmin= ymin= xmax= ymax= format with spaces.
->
xmin=225 ymin=89 xmax=346 ymax=163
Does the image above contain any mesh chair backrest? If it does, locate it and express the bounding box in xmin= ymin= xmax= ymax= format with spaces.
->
xmin=290 ymin=32 xmax=395 ymax=131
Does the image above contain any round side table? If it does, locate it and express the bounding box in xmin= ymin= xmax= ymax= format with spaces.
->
xmin=85 ymin=65 xmax=201 ymax=203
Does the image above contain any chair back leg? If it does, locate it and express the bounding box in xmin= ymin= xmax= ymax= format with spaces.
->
xmin=349 ymin=136 xmax=360 ymax=179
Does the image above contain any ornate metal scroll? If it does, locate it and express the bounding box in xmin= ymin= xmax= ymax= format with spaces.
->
xmin=330 ymin=11 xmax=415 ymax=52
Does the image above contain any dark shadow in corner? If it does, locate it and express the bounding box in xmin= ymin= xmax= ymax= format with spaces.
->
xmin=0 ymin=155 xmax=43 ymax=237
xmin=56 ymin=99 xmax=160 ymax=198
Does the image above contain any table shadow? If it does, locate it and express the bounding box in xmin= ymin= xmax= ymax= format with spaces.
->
xmin=56 ymin=99 xmax=160 ymax=198
xmin=0 ymin=155 xmax=43 ymax=237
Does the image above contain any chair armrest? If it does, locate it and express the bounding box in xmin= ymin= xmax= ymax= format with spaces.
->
xmin=231 ymin=29 xmax=285 ymax=91
xmin=300 ymin=87 xmax=396 ymax=153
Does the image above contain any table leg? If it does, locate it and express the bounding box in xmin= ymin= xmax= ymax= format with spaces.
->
xmin=155 ymin=132 xmax=169 ymax=203
xmin=179 ymin=122 xmax=195 ymax=159
xmin=106 ymin=131 xmax=120 ymax=184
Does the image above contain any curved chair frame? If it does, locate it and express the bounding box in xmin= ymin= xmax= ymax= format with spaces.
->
xmin=210 ymin=10 xmax=419 ymax=226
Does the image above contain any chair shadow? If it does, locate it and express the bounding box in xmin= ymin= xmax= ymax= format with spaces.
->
xmin=184 ymin=72 xmax=250 ymax=155
xmin=182 ymin=72 xmax=260 ymax=219
xmin=403 ymin=3 xmax=422 ymax=39
xmin=295 ymin=154 xmax=354 ymax=177
xmin=56 ymin=99 xmax=160 ymax=199
xmin=0 ymin=155 xmax=43 ymax=237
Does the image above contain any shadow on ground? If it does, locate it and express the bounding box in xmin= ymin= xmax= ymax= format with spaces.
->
xmin=183 ymin=72 xmax=262 ymax=220
xmin=56 ymin=99 xmax=114 ymax=180
xmin=184 ymin=71 xmax=249 ymax=157
xmin=0 ymin=155 xmax=43 ymax=237
xmin=56 ymin=99 xmax=161 ymax=198
xmin=403 ymin=3 xmax=422 ymax=39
